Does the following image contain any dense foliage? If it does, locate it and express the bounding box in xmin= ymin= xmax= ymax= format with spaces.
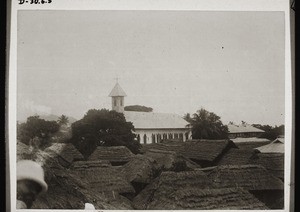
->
xmin=70 ymin=109 xmax=141 ymax=158
xmin=17 ymin=116 xmax=60 ymax=148
xmin=252 ymin=124 xmax=284 ymax=140
xmin=124 ymin=105 xmax=153 ymax=112
xmin=184 ymin=108 xmax=228 ymax=139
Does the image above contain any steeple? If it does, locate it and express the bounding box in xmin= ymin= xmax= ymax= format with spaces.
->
xmin=109 ymin=82 xmax=126 ymax=113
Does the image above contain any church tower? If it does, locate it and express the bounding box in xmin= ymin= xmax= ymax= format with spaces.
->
xmin=108 ymin=82 xmax=127 ymax=113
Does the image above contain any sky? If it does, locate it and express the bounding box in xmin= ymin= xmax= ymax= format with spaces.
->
xmin=17 ymin=10 xmax=285 ymax=126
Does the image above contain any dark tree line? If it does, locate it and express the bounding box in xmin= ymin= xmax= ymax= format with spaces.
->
xmin=124 ymin=105 xmax=153 ymax=112
xmin=252 ymin=124 xmax=284 ymax=140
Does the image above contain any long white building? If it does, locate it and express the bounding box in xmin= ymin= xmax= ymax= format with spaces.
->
xmin=109 ymin=82 xmax=192 ymax=144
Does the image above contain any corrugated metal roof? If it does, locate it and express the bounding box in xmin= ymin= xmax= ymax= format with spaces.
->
xmin=108 ymin=83 xmax=127 ymax=97
xmin=228 ymin=124 xmax=264 ymax=133
xmin=230 ymin=137 xmax=270 ymax=143
xmin=124 ymin=111 xmax=190 ymax=129
xmin=255 ymin=138 xmax=284 ymax=153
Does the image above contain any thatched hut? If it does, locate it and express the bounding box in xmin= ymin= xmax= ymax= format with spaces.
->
xmin=217 ymin=148 xmax=255 ymax=165
xmin=70 ymin=164 xmax=135 ymax=200
xmin=133 ymin=170 xmax=267 ymax=210
xmin=132 ymin=170 xmax=212 ymax=209
xmin=206 ymin=164 xmax=284 ymax=209
xmin=180 ymin=139 xmax=238 ymax=167
xmin=30 ymin=149 xmax=132 ymax=209
xmin=44 ymin=143 xmax=84 ymax=168
xmin=145 ymin=149 xmax=200 ymax=171
xmin=88 ymin=146 xmax=134 ymax=165
xmin=120 ymin=154 xmax=159 ymax=194
xmin=147 ymin=187 xmax=267 ymax=210
xmin=250 ymin=152 xmax=284 ymax=181
xmin=142 ymin=139 xmax=237 ymax=167
xmin=120 ymin=154 xmax=157 ymax=184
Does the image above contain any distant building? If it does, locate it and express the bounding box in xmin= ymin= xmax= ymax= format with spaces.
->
xmin=255 ymin=137 xmax=284 ymax=154
xmin=227 ymin=123 xmax=264 ymax=139
xmin=108 ymin=82 xmax=192 ymax=144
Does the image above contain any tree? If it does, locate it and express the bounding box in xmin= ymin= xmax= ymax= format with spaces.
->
xmin=124 ymin=105 xmax=153 ymax=112
xmin=57 ymin=115 xmax=69 ymax=126
xmin=186 ymin=108 xmax=228 ymax=139
xmin=17 ymin=116 xmax=60 ymax=148
xmin=252 ymin=124 xmax=284 ymax=140
xmin=183 ymin=113 xmax=192 ymax=124
xmin=70 ymin=109 xmax=141 ymax=158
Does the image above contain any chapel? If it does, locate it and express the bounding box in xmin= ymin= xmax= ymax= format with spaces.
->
xmin=109 ymin=82 xmax=192 ymax=144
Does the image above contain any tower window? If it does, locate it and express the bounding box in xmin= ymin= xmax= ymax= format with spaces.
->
xmin=114 ymin=99 xmax=117 ymax=106
xmin=120 ymin=99 xmax=123 ymax=106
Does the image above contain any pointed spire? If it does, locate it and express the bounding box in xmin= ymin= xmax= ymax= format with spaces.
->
xmin=109 ymin=82 xmax=127 ymax=97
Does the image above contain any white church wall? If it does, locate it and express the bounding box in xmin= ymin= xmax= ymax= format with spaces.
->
xmin=134 ymin=128 xmax=191 ymax=144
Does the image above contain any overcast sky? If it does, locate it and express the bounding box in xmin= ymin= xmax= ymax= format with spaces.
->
xmin=17 ymin=10 xmax=285 ymax=126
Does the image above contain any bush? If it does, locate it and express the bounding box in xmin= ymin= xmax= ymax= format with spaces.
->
xmin=17 ymin=116 xmax=60 ymax=148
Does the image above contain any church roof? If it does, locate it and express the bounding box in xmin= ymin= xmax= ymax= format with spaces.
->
xmin=228 ymin=124 xmax=264 ymax=134
xmin=108 ymin=83 xmax=127 ymax=97
xmin=124 ymin=111 xmax=189 ymax=129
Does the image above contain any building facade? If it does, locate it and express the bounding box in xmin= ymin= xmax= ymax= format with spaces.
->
xmin=227 ymin=123 xmax=265 ymax=139
xmin=109 ymin=82 xmax=192 ymax=144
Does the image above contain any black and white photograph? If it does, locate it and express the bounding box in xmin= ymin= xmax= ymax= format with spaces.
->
xmin=7 ymin=0 xmax=293 ymax=211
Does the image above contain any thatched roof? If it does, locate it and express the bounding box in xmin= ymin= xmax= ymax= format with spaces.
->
xmin=207 ymin=165 xmax=284 ymax=190
xmin=70 ymin=165 xmax=135 ymax=197
xmin=145 ymin=149 xmax=201 ymax=171
xmin=217 ymin=148 xmax=255 ymax=165
xmin=88 ymin=146 xmax=134 ymax=163
xmin=120 ymin=154 xmax=158 ymax=184
xmin=181 ymin=139 xmax=237 ymax=163
xmin=31 ymin=150 xmax=132 ymax=209
xmin=70 ymin=160 xmax=112 ymax=170
xmin=147 ymin=187 xmax=267 ymax=210
xmin=141 ymin=141 xmax=183 ymax=153
xmin=250 ymin=153 xmax=284 ymax=180
xmin=142 ymin=139 xmax=237 ymax=166
xmin=157 ymin=170 xmax=211 ymax=189
xmin=44 ymin=143 xmax=84 ymax=164
xmin=133 ymin=170 xmax=211 ymax=209
xmin=32 ymin=168 xmax=132 ymax=209
xmin=234 ymin=140 xmax=271 ymax=150
xmin=133 ymin=170 xmax=267 ymax=210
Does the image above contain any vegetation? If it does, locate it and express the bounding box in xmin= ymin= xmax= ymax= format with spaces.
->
xmin=184 ymin=108 xmax=228 ymax=139
xmin=57 ymin=115 xmax=69 ymax=126
xmin=17 ymin=116 xmax=60 ymax=148
xmin=124 ymin=105 xmax=153 ymax=112
xmin=252 ymin=124 xmax=284 ymax=140
xmin=70 ymin=109 xmax=141 ymax=158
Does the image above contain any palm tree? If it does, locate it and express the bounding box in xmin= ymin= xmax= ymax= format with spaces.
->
xmin=58 ymin=115 xmax=69 ymax=126
xmin=189 ymin=108 xmax=228 ymax=139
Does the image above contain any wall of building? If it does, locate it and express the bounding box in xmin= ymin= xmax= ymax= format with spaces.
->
xmin=111 ymin=96 xmax=125 ymax=113
xmin=228 ymin=132 xmax=264 ymax=139
xmin=134 ymin=128 xmax=192 ymax=144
